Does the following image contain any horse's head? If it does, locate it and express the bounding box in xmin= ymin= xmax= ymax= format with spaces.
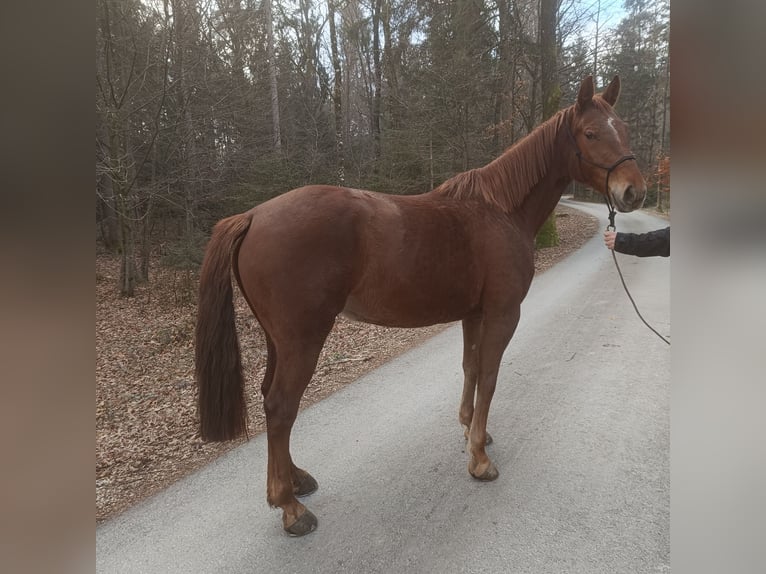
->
xmin=568 ymin=75 xmax=646 ymax=212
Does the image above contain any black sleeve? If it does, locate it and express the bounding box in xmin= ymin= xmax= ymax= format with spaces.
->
xmin=614 ymin=226 xmax=670 ymax=257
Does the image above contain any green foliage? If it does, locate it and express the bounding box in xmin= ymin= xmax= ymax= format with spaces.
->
xmin=229 ymin=155 xmax=304 ymax=210
xmin=160 ymin=231 xmax=208 ymax=271
xmin=535 ymin=214 xmax=560 ymax=249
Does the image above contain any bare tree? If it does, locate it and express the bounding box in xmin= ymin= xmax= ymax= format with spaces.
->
xmin=328 ymin=0 xmax=344 ymax=183
xmin=96 ymin=0 xmax=170 ymax=295
xmin=537 ymin=0 xmax=562 ymax=247
xmin=264 ymin=0 xmax=282 ymax=151
xmin=371 ymin=0 xmax=383 ymax=160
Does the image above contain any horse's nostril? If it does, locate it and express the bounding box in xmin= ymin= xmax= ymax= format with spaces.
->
xmin=623 ymin=185 xmax=634 ymax=204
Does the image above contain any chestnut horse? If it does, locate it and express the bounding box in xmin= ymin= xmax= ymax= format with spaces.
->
xmin=195 ymin=76 xmax=646 ymax=536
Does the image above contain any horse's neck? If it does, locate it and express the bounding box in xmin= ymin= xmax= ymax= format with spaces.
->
xmin=516 ymin=172 xmax=572 ymax=238
xmin=434 ymin=110 xmax=573 ymax=236
xmin=486 ymin=116 xmax=572 ymax=238
xmin=508 ymin=121 xmax=572 ymax=238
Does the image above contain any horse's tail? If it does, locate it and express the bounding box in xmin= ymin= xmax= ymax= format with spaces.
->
xmin=195 ymin=212 xmax=253 ymax=442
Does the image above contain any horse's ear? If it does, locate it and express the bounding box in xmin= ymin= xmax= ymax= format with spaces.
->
xmin=577 ymin=75 xmax=595 ymax=109
xmin=601 ymin=75 xmax=621 ymax=107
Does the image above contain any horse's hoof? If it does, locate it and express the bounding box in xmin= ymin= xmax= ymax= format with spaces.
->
xmin=284 ymin=508 xmax=318 ymax=537
xmin=293 ymin=471 xmax=318 ymax=498
xmin=470 ymin=463 xmax=499 ymax=482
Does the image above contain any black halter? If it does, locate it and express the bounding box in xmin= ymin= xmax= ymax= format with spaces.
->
xmin=565 ymin=122 xmax=636 ymax=230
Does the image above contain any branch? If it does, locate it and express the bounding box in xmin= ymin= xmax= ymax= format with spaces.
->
xmin=100 ymin=0 xmax=119 ymax=108
xmin=122 ymin=7 xmax=172 ymax=198
xmin=117 ymin=35 xmax=139 ymax=110
xmin=321 ymin=355 xmax=372 ymax=367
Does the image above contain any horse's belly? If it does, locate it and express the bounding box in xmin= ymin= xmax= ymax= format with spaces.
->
xmin=341 ymin=288 xmax=475 ymax=328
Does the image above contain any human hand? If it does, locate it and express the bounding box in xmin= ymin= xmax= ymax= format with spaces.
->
xmin=604 ymin=230 xmax=616 ymax=250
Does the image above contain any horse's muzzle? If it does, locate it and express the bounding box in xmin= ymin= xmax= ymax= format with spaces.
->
xmin=613 ymin=184 xmax=647 ymax=212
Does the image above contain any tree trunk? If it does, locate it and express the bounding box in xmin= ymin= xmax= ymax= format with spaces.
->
xmin=495 ymin=0 xmax=513 ymax=153
xmin=371 ymin=0 xmax=382 ymax=159
xmin=381 ymin=0 xmax=400 ymax=132
xmin=107 ymin=114 xmax=138 ymax=296
xmin=264 ymin=0 xmax=282 ymax=151
xmin=536 ymin=0 xmax=561 ymax=248
xmin=593 ymin=0 xmax=600 ymax=80
xmin=97 ymin=171 xmax=120 ymax=251
xmin=328 ymin=0 xmax=344 ymax=184
xmin=173 ymin=0 xmax=198 ymax=243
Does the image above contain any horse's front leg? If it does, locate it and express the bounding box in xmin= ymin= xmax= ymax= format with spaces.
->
xmin=467 ymin=310 xmax=520 ymax=481
xmin=459 ymin=315 xmax=480 ymax=438
xmin=459 ymin=315 xmax=493 ymax=445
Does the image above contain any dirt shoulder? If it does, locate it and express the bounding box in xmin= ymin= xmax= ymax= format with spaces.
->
xmin=96 ymin=203 xmax=599 ymax=523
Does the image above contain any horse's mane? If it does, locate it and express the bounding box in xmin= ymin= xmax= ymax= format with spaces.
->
xmin=432 ymin=107 xmax=572 ymax=213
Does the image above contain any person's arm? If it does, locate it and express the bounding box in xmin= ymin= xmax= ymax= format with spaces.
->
xmin=614 ymin=226 xmax=670 ymax=257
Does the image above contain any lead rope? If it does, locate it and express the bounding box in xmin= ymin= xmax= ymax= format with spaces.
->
xmin=605 ymin=199 xmax=670 ymax=346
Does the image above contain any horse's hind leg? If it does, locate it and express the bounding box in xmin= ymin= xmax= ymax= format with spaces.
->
xmin=260 ymin=336 xmax=318 ymax=499
xmin=459 ymin=315 xmax=492 ymax=445
xmin=263 ymin=331 xmax=329 ymax=536
xmin=260 ymin=334 xmax=277 ymax=398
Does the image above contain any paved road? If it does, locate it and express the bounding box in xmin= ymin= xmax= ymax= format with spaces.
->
xmin=97 ymin=200 xmax=669 ymax=574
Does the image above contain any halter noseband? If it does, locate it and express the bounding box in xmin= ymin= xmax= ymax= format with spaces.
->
xmin=565 ymin=122 xmax=636 ymax=230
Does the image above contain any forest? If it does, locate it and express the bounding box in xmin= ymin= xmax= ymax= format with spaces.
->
xmin=96 ymin=0 xmax=670 ymax=296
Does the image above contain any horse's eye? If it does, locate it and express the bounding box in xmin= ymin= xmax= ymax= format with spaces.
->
xmin=585 ymin=130 xmax=596 ymax=140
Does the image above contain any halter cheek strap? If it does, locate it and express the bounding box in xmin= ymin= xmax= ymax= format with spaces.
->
xmin=565 ymin=122 xmax=636 ymax=230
